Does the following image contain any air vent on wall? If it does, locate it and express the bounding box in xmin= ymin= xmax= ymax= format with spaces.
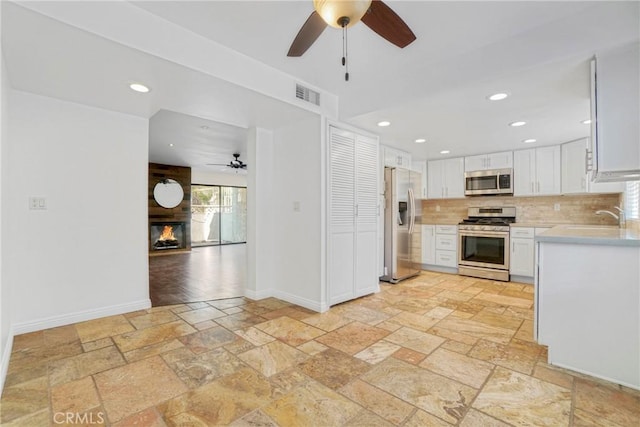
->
xmin=295 ymin=83 xmax=320 ymax=106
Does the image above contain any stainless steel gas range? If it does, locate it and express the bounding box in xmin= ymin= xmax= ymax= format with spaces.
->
xmin=458 ymin=207 xmax=516 ymax=282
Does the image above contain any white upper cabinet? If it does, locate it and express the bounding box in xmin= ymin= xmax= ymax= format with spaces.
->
xmin=513 ymin=146 xmax=561 ymax=196
xmin=562 ymin=138 xmax=625 ymax=194
xmin=383 ymin=146 xmax=412 ymax=168
xmin=590 ymin=41 xmax=640 ymax=182
xmin=464 ymin=151 xmax=513 ymax=172
xmin=428 ymin=157 xmax=465 ymax=199
xmin=411 ymin=160 xmax=428 ymax=198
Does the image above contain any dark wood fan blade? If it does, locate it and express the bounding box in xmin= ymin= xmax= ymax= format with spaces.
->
xmin=361 ymin=0 xmax=416 ymax=48
xmin=287 ymin=11 xmax=328 ymax=57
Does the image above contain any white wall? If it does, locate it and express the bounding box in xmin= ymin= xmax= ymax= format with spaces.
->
xmin=5 ymin=91 xmax=150 ymax=333
xmin=191 ymin=169 xmax=247 ymax=187
xmin=271 ymin=116 xmax=324 ymax=310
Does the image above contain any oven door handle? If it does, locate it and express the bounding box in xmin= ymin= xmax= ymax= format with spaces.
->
xmin=408 ymin=188 xmax=415 ymax=234
xmin=459 ymin=230 xmax=509 ymax=238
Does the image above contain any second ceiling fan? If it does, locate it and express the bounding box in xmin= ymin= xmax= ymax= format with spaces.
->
xmin=288 ymin=0 xmax=416 ymax=64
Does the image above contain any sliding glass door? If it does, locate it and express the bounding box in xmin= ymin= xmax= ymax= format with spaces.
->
xmin=191 ymin=185 xmax=246 ymax=246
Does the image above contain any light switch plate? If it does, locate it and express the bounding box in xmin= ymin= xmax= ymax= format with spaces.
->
xmin=29 ymin=196 xmax=47 ymax=210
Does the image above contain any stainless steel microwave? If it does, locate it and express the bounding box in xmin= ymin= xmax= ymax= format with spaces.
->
xmin=464 ymin=168 xmax=513 ymax=196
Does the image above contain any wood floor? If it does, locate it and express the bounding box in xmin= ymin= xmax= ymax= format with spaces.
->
xmin=149 ymin=244 xmax=246 ymax=306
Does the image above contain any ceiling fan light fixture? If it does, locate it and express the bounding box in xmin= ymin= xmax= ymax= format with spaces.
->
xmin=313 ymin=0 xmax=372 ymax=28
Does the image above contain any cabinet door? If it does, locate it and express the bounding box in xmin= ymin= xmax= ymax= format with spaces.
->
xmin=510 ymin=237 xmax=535 ymax=277
xmin=444 ymin=157 xmax=465 ymax=198
xmin=562 ymin=139 xmax=588 ymax=194
xmin=536 ymin=146 xmax=561 ymax=195
xmin=329 ymin=127 xmax=356 ymax=304
xmin=487 ymin=151 xmax=513 ymax=169
xmin=464 ymin=155 xmax=486 ymax=172
xmin=422 ymin=225 xmax=436 ymax=264
xmin=514 ymin=149 xmax=535 ymax=196
xmin=427 ymin=160 xmax=444 ymax=199
xmin=355 ymin=135 xmax=380 ymax=297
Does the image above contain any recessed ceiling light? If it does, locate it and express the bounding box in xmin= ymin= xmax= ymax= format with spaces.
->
xmin=415 ymin=138 xmax=426 ymax=143
xmin=168 ymin=143 xmax=174 ymax=147
xmin=523 ymin=139 xmax=537 ymax=143
xmin=201 ymin=125 xmax=210 ymax=130
xmin=129 ymin=82 xmax=150 ymax=93
xmin=377 ymin=121 xmax=391 ymax=127
xmin=509 ymin=121 xmax=526 ymax=127
xmin=440 ymin=150 xmax=450 ymax=154
xmin=487 ymin=92 xmax=508 ymax=101
xmin=581 ymin=119 xmax=592 ymax=125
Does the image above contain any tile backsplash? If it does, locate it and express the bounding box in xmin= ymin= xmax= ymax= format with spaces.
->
xmin=421 ymin=193 xmax=622 ymax=226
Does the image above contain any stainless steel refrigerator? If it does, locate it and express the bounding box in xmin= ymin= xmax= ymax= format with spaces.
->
xmin=381 ymin=167 xmax=422 ymax=283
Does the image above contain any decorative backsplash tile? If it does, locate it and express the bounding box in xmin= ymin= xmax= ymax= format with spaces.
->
xmin=421 ymin=193 xmax=622 ymax=226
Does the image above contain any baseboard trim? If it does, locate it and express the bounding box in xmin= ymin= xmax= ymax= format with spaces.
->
xmin=11 ymin=299 xmax=152 ymax=335
xmin=510 ymin=275 xmax=534 ymax=285
xmin=271 ymin=290 xmax=327 ymax=313
xmin=0 ymin=331 xmax=15 ymax=395
xmin=421 ymin=265 xmax=459 ymax=275
xmin=243 ymin=288 xmax=272 ymax=301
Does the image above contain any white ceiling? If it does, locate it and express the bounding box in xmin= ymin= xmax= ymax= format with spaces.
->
xmin=3 ymin=1 xmax=639 ymax=166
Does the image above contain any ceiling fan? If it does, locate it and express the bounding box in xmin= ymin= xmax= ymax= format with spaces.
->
xmin=288 ymin=0 xmax=416 ymax=74
xmin=207 ymin=153 xmax=247 ymax=170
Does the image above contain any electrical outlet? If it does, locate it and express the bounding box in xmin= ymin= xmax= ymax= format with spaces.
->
xmin=29 ymin=197 xmax=47 ymax=210
xmin=554 ymin=203 xmax=561 ymax=211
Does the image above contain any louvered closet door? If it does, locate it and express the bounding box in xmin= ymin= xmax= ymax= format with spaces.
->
xmin=329 ymin=126 xmax=356 ymax=305
xmin=354 ymin=135 xmax=379 ymax=297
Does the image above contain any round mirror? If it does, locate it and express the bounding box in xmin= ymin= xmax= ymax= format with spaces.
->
xmin=153 ymin=179 xmax=184 ymax=208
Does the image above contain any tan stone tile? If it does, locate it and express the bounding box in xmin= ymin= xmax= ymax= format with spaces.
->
xmin=128 ymin=310 xmax=178 ymax=330
xmin=0 ymin=376 xmax=49 ymax=424
xmin=392 ymin=347 xmax=426 ymax=365
xmin=178 ymin=326 xmax=237 ymax=354
xmin=420 ymin=348 xmax=493 ymax=388
xmin=221 ymin=306 xmax=244 ymax=315
xmin=574 ymin=377 xmax=640 ymax=427
xmin=169 ymin=304 xmax=191 ymax=314
xmin=238 ymin=341 xmax=307 ymax=377
xmin=343 ymin=409 xmax=395 ymax=427
xmin=572 ymin=408 xmax=624 ymax=427
xmin=375 ymin=320 xmax=403 ymax=332
xmin=177 ymin=306 xmax=227 ymax=324
xmin=470 ymin=311 xmax=523 ymax=331
xmin=158 ymin=367 xmax=274 ymax=425
xmin=81 ymin=337 xmax=113 ymax=353
xmin=44 ymin=325 xmax=79 ymax=346
xmin=473 ymin=367 xmax=571 ymax=426
xmin=533 ymin=363 xmax=574 ymax=390
xmin=296 ymin=340 xmax=328 ymax=356
xmin=10 ymin=331 xmax=44 ymax=352
xmin=424 ymin=306 xmax=455 ymax=319
xmin=460 ymin=409 xmax=511 ymax=426
xmin=230 ymin=409 xmax=278 ymax=427
xmin=298 ymin=348 xmax=371 ymax=390
xmin=224 ymin=337 xmax=255 ymax=355
xmin=122 ymin=338 xmax=184 ymax=363
xmin=403 ymin=409 xmax=451 ymax=427
xmin=214 ymin=312 xmax=268 ymax=330
xmin=112 ymin=320 xmax=196 ymax=353
xmin=112 ymin=407 xmax=167 ymax=427
xmin=440 ymin=340 xmax=473 ymax=355
xmin=160 ymin=347 xmax=195 ymax=365
xmin=354 ymin=341 xmax=401 ymax=365
xmin=385 ymin=327 xmax=445 ymax=355
xmin=168 ymin=347 xmax=246 ymax=388
xmin=428 ymin=325 xmax=479 ymax=346
xmin=261 ymin=306 xmax=315 ymax=321
xmin=331 ymin=304 xmax=391 ymax=325
xmin=192 ymin=320 xmax=217 ymax=331
xmin=434 ymin=318 xmax=515 ymax=344
xmin=48 ymin=346 xmax=126 ymax=386
xmin=0 ymin=409 xmax=51 ymax=427
xmin=504 ymin=305 xmax=534 ymax=320
xmin=449 ymin=310 xmax=475 ymax=319
xmin=255 ymin=298 xmax=292 ymax=311
xmin=361 ymin=358 xmax=477 ymax=424
xmin=234 ymin=327 xmax=276 ymax=346
xmin=473 ymin=292 xmax=532 ymax=309
xmin=263 ymin=381 xmax=362 ymax=427
xmin=2 ymin=362 xmax=48 ymax=388
xmin=468 ymin=339 xmax=537 ymax=375
xmin=208 ymin=297 xmax=247 ymax=310
xmin=255 ymin=316 xmax=326 ymax=347
xmin=315 ymin=321 xmax=389 ymax=355
xmin=187 ymin=301 xmax=210 ymax=309
xmin=514 ymin=319 xmax=535 ymax=342
xmin=301 ymin=312 xmax=352 ymax=332
xmin=386 ymin=311 xmax=440 ymax=332
xmin=339 ymin=379 xmax=413 ymax=425
xmin=75 ymin=315 xmax=135 ymax=343
xmin=8 ymin=340 xmax=83 ymax=372
xmin=95 ymin=356 xmax=188 ymax=423
xmin=51 ymin=376 xmax=100 ymax=414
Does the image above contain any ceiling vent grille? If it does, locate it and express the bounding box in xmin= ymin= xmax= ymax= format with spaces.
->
xmin=296 ymin=84 xmax=320 ymax=106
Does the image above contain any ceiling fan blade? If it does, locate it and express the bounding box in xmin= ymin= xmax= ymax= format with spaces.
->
xmin=287 ymin=11 xmax=328 ymax=57
xmin=361 ymin=0 xmax=416 ymax=48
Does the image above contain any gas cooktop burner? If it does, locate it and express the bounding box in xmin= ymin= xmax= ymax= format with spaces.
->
xmin=459 ymin=218 xmax=515 ymax=226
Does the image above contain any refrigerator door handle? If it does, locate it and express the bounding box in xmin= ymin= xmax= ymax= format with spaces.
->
xmin=408 ymin=188 xmax=415 ymax=234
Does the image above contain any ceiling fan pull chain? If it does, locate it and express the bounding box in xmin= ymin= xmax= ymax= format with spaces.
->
xmin=344 ymin=23 xmax=349 ymax=81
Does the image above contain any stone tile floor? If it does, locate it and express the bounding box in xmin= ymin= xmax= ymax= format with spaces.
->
xmin=1 ymin=271 xmax=639 ymax=426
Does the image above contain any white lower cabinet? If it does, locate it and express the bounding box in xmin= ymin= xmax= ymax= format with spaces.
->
xmin=423 ymin=224 xmax=458 ymax=268
xmin=510 ymin=227 xmax=550 ymax=278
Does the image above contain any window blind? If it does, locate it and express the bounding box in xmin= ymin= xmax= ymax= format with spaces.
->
xmin=624 ymin=181 xmax=640 ymax=219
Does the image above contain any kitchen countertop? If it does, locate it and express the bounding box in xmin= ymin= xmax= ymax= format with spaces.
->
xmin=510 ymin=223 xmax=557 ymax=228
xmin=536 ymin=225 xmax=640 ymax=247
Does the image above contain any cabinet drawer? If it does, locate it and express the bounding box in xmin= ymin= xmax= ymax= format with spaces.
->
xmin=510 ymin=227 xmax=534 ymax=239
xmin=436 ymin=225 xmax=458 ymax=235
xmin=436 ymin=234 xmax=457 ymax=251
xmin=436 ymin=250 xmax=457 ymax=267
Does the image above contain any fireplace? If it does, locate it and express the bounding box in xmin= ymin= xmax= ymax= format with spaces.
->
xmin=150 ymin=222 xmax=186 ymax=251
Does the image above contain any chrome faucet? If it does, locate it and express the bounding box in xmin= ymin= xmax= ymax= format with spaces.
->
xmin=595 ymin=206 xmax=625 ymax=228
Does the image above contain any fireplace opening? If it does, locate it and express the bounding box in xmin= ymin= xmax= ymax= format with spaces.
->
xmin=150 ymin=222 xmax=186 ymax=251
